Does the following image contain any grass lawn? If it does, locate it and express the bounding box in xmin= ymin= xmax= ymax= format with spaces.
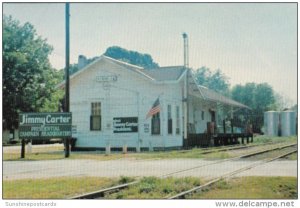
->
xmin=188 ymin=176 xmax=297 ymax=199
xmin=3 ymin=176 xmax=133 ymax=199
xmin=105 ymin=176 xmax=202 ymax=199
xmin=3 ymin=151 xmax=126 ymax=161
xmin=3 ymin=135 xmax=297 ymax=161
xmin=3 ymin=147 xmax=233 ymax=161
xmin=253 ymin=135 xmax=297 ymax=144
xmin=3 ymin=175 xmax=297 ymax=199
xmin=105 ymin=176 xmax=297 ymax=199
xmin=283 ymin=152 xmax=297 ymax=160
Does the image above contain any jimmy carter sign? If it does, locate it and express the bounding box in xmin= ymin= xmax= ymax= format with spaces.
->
xmin=113 ymin=117 xmax=138 ymax=133
xmin=19 ymin=113 xmax=72 ymax=139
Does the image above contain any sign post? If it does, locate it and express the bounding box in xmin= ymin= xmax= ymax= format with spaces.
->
xmin=19 ymin=112 xmax=72 ymax=158
xmin=21 ymin=139 xmax=25 ymax=158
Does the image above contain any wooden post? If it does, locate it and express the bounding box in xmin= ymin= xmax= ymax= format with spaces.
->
xmin=214 ymin=138 xmax=217 ymax=146
xmin=136 ymin=141 xmax=141 ymax=153
xmin=21 ymin=139 xmax=25 ymax=158
xmin=123 ymin=144 xmax=127 ymax=154
xmin=207 ymin=122 xmax=214 ymax=146
xmin=234 ymin=137 xmax=238 ymax=144
xmin=64 ymin=138 xmax=70 ymax=158
xmin=223 ymin=119 xmax=226 ymax=134
xmin=27 ymin=140 xmax=32 ymax=153
xmin=105 ymin=144 xmax=111 ymax=155
xmin=149 ymin=141 xmax=153 ymax=152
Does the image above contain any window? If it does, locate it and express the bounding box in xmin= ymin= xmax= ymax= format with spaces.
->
xmin=167 ymin=105 xmax=172 ymax=134
xmin=176 ymin=106 xmax=180 ymax=134
xmin=90 ymin=102 xmax=101 ymax=131
xmin=201 ymin=111 xmax=205 ymax=120
xmin=151 ymin=112 xmax=160 ymax=135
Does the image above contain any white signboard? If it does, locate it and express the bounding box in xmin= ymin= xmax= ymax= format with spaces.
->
xmin=96 ymin=75 xmax=117 ymax=82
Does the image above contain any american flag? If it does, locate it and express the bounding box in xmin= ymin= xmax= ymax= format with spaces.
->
xmin=146 ymin=97 xmax=160 ymax=119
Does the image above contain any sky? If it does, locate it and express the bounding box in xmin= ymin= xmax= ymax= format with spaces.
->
xmin=3 ymin=2 xmax=297 ymax=105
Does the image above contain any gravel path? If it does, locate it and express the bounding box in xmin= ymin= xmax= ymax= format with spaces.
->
xmin=3 ymin=158 xmax=297 ymax=181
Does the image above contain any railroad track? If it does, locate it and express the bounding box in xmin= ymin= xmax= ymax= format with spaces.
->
xmin=168 ymin=148 xmax=297 ymax=199
xmin=71 ymin=181 xmax=139 ymax=199
xmin=70 ymin=142 xmax=297 ymax=199
xmin=179 ymin=141 xmax=292 ymax=155
xmin=160 ymin=142 xmax=296 ymax=178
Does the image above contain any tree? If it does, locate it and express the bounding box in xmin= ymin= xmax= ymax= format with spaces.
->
xmin=193 ymin=66 xmax=230 ymax=95
xmin=272 ymin=93 xmax=294 ymax=111
xmin=66 ymin=46 xmax=159 ymax=76
xmin=104 ymin=46 xmax=159 ymax=69
xmin=39 ymin=70 xmax=64 ymax=112
xmin=231 ymin=83 xmax=276 ymax=133
xmin=3 ymin=15 xmax=57 ymax=130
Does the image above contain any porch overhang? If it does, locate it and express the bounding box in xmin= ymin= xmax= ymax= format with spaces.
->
xmin=197 ymin=85 xmax=251 ymax=110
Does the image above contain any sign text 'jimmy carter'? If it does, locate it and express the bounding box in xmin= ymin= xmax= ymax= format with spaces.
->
xmin=19 ymin=113 xmax=72 ymax=139
xmin=113 ymin=117 xmax=138 ymax=133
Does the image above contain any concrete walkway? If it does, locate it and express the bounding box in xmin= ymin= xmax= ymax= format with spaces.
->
xmin=3 ymin=158 xmax=297 ymax=180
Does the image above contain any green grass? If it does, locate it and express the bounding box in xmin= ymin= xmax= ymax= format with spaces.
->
xmin=3 ymin=176 xmax=297 ymax=199
xmin=3 ymin=176 xmax=134 ymax=199
xmin=106 ymin=176 xmax=202 ymax=199
xmin=3 ymin=135 xmax=296 ymax=161
xmin=107 ymin=176 xmax=297 ymax=199
xmin=284 ymin=152 xmax=297 ymax=160
xmin=188 ymin=176 xmax=297 ymax=199
xmin=3 ymin=151 xmax=127 ymax=161
xmin=2 ymin=148 xmax=208 ymax=161
xmin=253 ymin=135 xmax=297 ymax=144
xmin=3 ymin=152 xmax=67 ymax=161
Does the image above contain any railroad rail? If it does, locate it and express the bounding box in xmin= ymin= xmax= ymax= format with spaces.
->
xmin=69 ymin=142 xmax=297 ymax=199
xmin=168 ymin=149 xmax=297 ymax=199
xmin=199 ymin=141 xmax=275 ymax=154
xmin=71 ymin=181 xmax=139 ymax=199
xmin=161 ymin=143 xmax=296 ymax=178
xmin=179 ymin=141 xmax=291 ymax=155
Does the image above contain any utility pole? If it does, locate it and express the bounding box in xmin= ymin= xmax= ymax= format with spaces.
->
xmin=183 ymin=33 xmax=189 ymax=146
xmin=65 ymin=2 xmax=70 ymax=158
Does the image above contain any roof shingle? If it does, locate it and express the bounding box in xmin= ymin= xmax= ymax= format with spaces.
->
xmin=141 ymin=66 xmax=186 ymax=81
xmin=198 ymin=85 xmax=250 ymax=109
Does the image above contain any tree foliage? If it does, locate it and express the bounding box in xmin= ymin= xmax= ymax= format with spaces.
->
xmin=231 ymin=82 xmax=276 ymax=133
xmin=193 ymin=66 xmax=230 ymax=95
xmin=65 ymin=46 xmax=159 ymax=76
xmin=104 ymin=46 xmax=159 ymax=69
xmin=3 ymin=15 xmax=60 ymax=130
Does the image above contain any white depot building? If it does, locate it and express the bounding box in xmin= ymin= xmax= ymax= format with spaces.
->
xmin=59 ymin=55 xmax=249 ymax=151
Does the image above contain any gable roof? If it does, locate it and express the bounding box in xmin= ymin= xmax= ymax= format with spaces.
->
xmin=142 ymin=66 xmax=186 ymax=81
xmin=105 ymin=57 xmax=187 ymax=82
xmin=103 ymin=56 xmax=155 ymax=81
xmin=198 ymin=85 xmax=251 ymax=109
xmin=57 ymin=56 xmax=187 ymax=88
xmin=58 ymin=55 xmax=249 ymax=109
